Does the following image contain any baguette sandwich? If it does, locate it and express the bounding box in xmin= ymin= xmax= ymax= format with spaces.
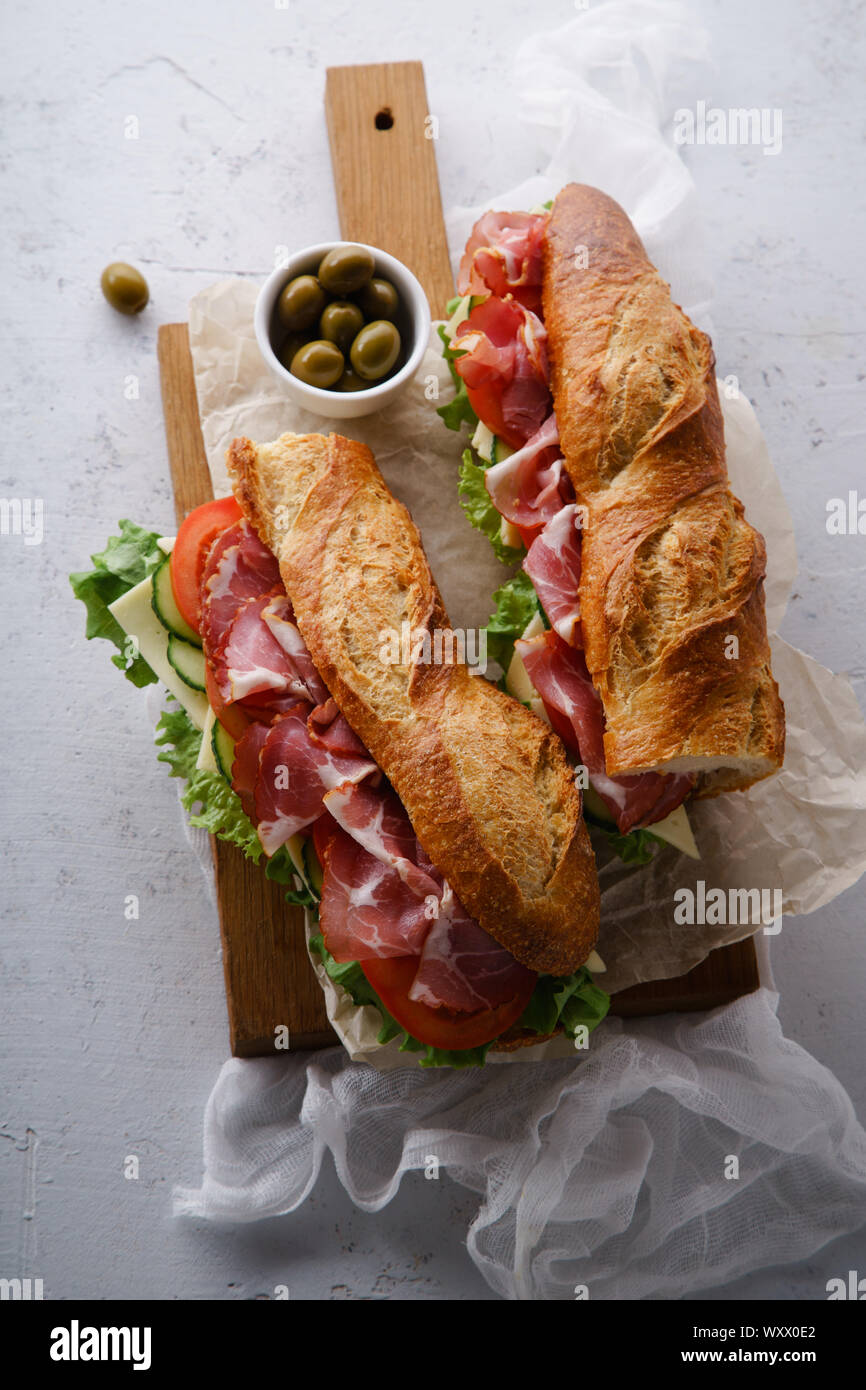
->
xmin=72 ymin=431 xmax=609 ymax=1066
xmin=440 ymin=183 xmax=785 ymax=847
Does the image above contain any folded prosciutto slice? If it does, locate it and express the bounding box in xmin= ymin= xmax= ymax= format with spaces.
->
xmin=200 ymin=520 xmax=281 ymax=658
xmin=516 ymin=631 xmax=692 ymax=833
xmin=408 ymin=889 xmax=535 ymax=1011
xmin=317 ymin=781 xmax=536 ymax=1013
xmin=457 ymin=210 xmax=548 ymax=313
xmin=484 ymin=413 xmax=570 ymax=535
xmin=253 ymin=708 xmax=377 ymax=855
xmin=214 ymin=591 xmax=304 ymax=704
xmin=523 ymin=503 xmax=583 ymax=646
xmin=453 ymin=296 xmax=551 ymax=449
xmin=317 ymin=814 xmax=438 ymax=963
xmin=323 ymin=781 xmax=442 ymax=900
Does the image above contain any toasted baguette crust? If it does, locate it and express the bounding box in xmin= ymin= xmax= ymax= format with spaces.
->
xmin=543 ymin=184 xmax=785 ymax=792
xmin=228 ymin=431 xmax=600 ymax=975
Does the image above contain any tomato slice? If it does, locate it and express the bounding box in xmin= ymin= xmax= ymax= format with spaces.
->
xmin=170 ymin=496 xmax=243 ymax=634
xmin=204 ymin=663 xmax=252 ymax=742
xmin=466 ymin=383 xmax=527 ymax=453
xmin=360 ymin=954 xmax=536 ymax=1052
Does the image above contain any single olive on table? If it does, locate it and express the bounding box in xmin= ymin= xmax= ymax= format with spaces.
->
xmin=270 ymin=246 xmax=405 ymax=393
xmin=100 ymin=262 xmax=149 ymax=315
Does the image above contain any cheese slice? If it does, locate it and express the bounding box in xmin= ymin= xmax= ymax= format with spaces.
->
xmin=195 ymin=706 xmax=219 ymax=773
xmin=156 ymin=536 xmax=176 ymax=555
xmin=645 ymin=802 xmax=700 ymax=860
xmin=108 ymin=575 xmax=209 ymax=731
xmin=505 ymin=612 xmax=546 ymax=700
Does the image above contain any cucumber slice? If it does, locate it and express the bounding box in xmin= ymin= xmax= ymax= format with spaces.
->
xmin=490 ymin=436 xmax=514 ymax=466
xmin=167 ymin=633 xmax=206 ymax=692
xmin=211 ymin=719 xmax=236 ymax=785
xmin=303 ymin=839 xmax=323 ymax=894
xmin=151 ymin=555 xmax=201 ymax=646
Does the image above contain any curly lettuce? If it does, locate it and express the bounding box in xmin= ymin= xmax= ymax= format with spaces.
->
xmin=483 ymin=570 xmax=543 ymax=672
xmin=69 ymin=519 xmax=164 ymax=687
xmin=436 ymin=324 xmax=479 ymax=433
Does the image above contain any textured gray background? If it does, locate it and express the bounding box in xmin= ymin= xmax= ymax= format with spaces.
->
xmin=1 ymin=0 xmax=864 ymax=1299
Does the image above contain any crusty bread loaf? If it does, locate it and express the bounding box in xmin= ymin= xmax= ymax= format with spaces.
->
xmin=542 ymin=183 xmax=785 ymax=793
xmin=228 ymin=431 xmax=599 ymax=975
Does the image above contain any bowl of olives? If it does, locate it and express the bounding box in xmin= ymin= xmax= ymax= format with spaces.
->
xmin=255 ymin=241 xmax=431 ymax=419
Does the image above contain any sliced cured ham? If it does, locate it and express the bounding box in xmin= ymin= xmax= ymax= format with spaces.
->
xmin=200 ymin=520 xmax=282 ymax=658
xmin=516 ymin=631 xmax=692 ymax=833
xmin=318 ymin=819 xmax=437 ymax=963
xmin=484 ymin=413 xmax=570 ymax=534
xmin=323 ymin=780 xmax=441 ymax=901
xmin=254 ymin=711 xmax=377 ymax=855
xmin=457 ymin=210 xmax=548 ymax=313
xmin=453 ymin=296 xmax=551 ymax=448
xmin=262 ymin=596 xmax=330 ymax=705
xmin=523 ymin=503 xmax=583 ymax=645
xmin=408 ymin=886 xmax=536 ymax=1012
xmin=307 ymin=698 xmax=369 ymax=757
xmin=214 ymin=592 xmax=303 ymax=704
xmin=231 ymin=720 xmax=270 ymax=822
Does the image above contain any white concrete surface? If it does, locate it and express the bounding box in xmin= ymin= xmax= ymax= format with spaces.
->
xmin=1 ymin=0 xmax=864 ymax=1299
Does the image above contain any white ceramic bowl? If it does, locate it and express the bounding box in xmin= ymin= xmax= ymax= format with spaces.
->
xmin=254 ymin=242 xmax=431 ymax=420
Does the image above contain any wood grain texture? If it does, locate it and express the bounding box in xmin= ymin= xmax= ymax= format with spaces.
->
xmin=325 ymin=62 xmax=455 ymax=316
xmin=157 ymin=323 xmax=336 ymax=1054
xmin=610 ymin=939 xmax=759 ymax=1017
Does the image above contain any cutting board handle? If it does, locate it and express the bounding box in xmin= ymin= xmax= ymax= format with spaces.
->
xmin=325 ymin=61 xmax=455 ymax=316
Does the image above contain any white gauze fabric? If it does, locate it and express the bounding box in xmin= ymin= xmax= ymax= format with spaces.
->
xmin=173 ymin=0 xmax=866 ymax=1296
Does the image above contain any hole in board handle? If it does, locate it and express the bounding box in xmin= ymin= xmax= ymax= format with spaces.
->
xmin=374 ymin=107 xmax=394 ymax=130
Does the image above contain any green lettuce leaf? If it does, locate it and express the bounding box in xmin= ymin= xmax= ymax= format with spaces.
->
xmin=436 ymin=324 xmax=479 ymax=433
xmin=154 ymin=704 xmax=264 ymax=863
xmin=483 ymin=570 xmax=543 ymax=671
xmin=585 ymin=816 xmax=663 ymax=867
xmin=69 ymin=519 xmax=164 ymax=687
xmin=517 ymin=968 xmax=610 ymax=1039
xmin=458 ymin=448 xmax=525 ymax=566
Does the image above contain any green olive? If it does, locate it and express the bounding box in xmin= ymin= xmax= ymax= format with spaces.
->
xmin=349 ymin=319 xmax=401 ymax=382
xmin=356 ymin=277 xmax=400 ymax=322
xmin=290 ymin=339 xmax=345 ymax=389
xmin=317 ymin=244 xmax=375 ymax=296
xmin=100 ymin=262 xmax=149 ymax=315
xmin=277 ymin=275 xmax=326 ymax=332
xmin=277 ymin=332 xmax=309 ymax=371
xmin=319 ymin=300 xmax=365 ymax=354
xmin=334 ymin=366 xmax=370 ymax=393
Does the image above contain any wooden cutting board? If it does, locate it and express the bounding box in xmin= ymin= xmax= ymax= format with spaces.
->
xmin=157 ymin=61 xmax=758 ymax=1056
